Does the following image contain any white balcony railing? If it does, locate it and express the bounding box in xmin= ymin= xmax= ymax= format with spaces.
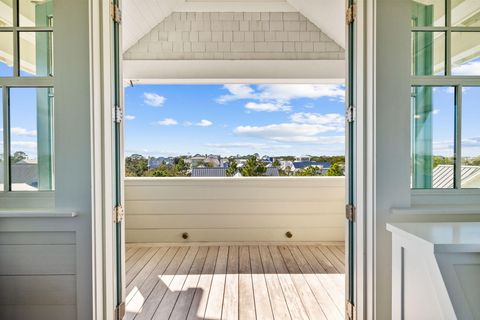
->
xmin=125 ymin=177 xmax=345 ymax=243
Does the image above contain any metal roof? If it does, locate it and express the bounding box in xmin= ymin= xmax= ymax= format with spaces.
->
xmin=432 ymin=165 xmax=480 ymax=188
xmin=191 ymin=167 xmax=227 ymax=177
xmin=293 ymin=161 xmax=331 ymax=169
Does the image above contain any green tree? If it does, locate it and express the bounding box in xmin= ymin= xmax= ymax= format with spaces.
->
xmin=226 ymin=157 xmax=238 ymax=176
xmin=296 ymin=166 xmax=322 ymax=176
xmin=173 ymin=158 xmax=189 ymax=176
xmin=125 ymin=154 xmax=148 ymax=177
xmin=148 ymin=163 xmax=172 ymax=177
xmin=240 ymin=155 xmax=267 ymax=176
xmin=272 ymin=159 xmax=281 ymax=167
xmin=432 ymin=156 xmax=453 ymax=168
xmin=11 ymin=151 xmax=28 ymax=163
xmin=325 ymin=162 xmax=344 ymax=176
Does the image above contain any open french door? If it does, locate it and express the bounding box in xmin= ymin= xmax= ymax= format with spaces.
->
xmin=111 ymin=0 xmax=125 ymax=318
xmin=345 ymin=0 xmax=357 ymax=319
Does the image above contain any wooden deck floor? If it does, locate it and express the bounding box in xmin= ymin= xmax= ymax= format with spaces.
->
xmin=125 ymin=244 xmax=345 ymax=320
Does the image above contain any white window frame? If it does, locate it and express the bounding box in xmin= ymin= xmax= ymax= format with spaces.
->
xmin=411 ymin=0 xmax=480 ymax=200
xmin=0 ymin=0 xmax=54 ymax=194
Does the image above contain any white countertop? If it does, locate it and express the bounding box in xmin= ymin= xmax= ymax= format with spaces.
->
xmin=387 ymin=222 xmax=480 ymax=253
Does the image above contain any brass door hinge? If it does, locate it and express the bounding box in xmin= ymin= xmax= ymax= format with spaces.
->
xmin=346 ymin=301 xmax=356 ymax=320
xmin=110 ymin=2 xmax=122 ymax=24
xmin=346 ymin=105 xmax=356 ymax=123
xmin=114 ymin=105 xmax=123 ymax=123
xmin=115 ymin=301 xmax=125 ymax=320
xmin=346 ymin=204 xmax=356 ymax=222
xmin=113 ymin=205 xmax=124 ymax=224
xmin=346 ymin=4 xmax=357 ymax=25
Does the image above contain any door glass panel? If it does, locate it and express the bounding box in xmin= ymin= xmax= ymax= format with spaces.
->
xmin=451 ymin=32 xmax=480 ymax=76
xmin=411 ymin=0 xmax=446 ymax=27
xmin=0 ymin=0 xmax=13 ymax=27
xmin=19 ymin=31 xmax=53 ymax=77
xmin=0 ymin=87 xmax=3 ymax=191
xmin=411 ymin=86 xmax=455 ymax=188
xmin=452 ymin=0 xmax=480 ymax=26
xmin=10 ymin=87 xmax=54 ymax=191
xmin=411 ymin=32 xmax=446 ymax=76
xmin=19 ymin=0 xmax=54 ymax=27
xmin=0 ymin=32 xmax=13 ymax=76
xmin=461 ymin=87 xmax=480 ymax=188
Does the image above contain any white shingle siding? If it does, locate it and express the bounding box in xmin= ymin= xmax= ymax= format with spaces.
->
xmin=125 ymin=12 xmax=344 ymax=60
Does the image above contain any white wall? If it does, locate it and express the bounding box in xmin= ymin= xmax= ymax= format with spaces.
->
xmin=0 ymin=0 xmax=98 ymax=319
xmin=124 ymin=11 xmax=344 ymax=60
xmin=369 ymin=0 xmax=480 ymax=319
xmin=125 ymin=177 xmax=345 ymax=243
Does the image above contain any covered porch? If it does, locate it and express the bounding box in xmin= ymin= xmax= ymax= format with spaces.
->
xmin=125 ymin=244 xmax=345 ymax=320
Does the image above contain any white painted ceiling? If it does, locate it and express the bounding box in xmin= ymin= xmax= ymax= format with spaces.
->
xmin=122 ymin=0 xmax=346 ymax=52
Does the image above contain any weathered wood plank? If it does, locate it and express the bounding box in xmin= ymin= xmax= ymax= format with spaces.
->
xmin=126 ymin=247 xmax=168 ymax=295
xmin=238 ymin=246 xmax=256 ymax=320
xmin=169 ymin=246 xmax=209 ymax=320
xmin=249 ymin=246 xmax=274 ymax=320
xmin=151 ymin=247 xmax=199 ymax=320
xmin=299 ymin=246 xmax=345 ymax=315
xmin=277 ymin=246 xmax=327 ymax=320
xmin=132 ymin=247 xmax=189 ymax=320
xmin=125 ymin=247 xmax=178 ymax=320
xmin=222 ymin=246 xmax=239 ymax=320
xmin=289 ymin=246 xmax=343 ymax=320
xmin=186 ymin=246 xmax=219 ymax=320
xmin=204 ymin=246 xmax=228 ymax=320
xmin=258 ymin=245 xmax=291 ymax=320
xmin=126 ymin=247 xmax=159 ymax=287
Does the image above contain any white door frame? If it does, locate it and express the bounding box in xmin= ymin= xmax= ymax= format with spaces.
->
xmin=88 ymin=0 xmax=374 ymax=319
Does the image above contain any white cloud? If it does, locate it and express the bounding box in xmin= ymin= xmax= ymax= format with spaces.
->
xmin=216 ymin=84 xmax=256 ymax=103
xmin=157 ymin=118 xmax=178 ymax=126
xmin=125 ymin=115 xmax=136 ymax=120
xmin=245 ymin=102 xmax=291 ymax=112
xmin=257 ymin=84 xmax=345 ymax=102
xmin=11 ymin=127 xmax=37 ymax=137
xmin=144 ymin=92 xmax=166 ymax=107
xmin=234 ymin=123 xmax=344 ymax=144
xmin=11 ymin=141 xmax=37 ymax=149
xmin=217 ymin=84 xmax=345 ymax=105
xmin=196 ymin=119 xmax=213 ymax=127
xmin=205 ymin=142 xmax=292 ymax=152
xmin=452 ymin=61 xmax=480 ymax=76
xmin=290 ymin=112 xmax=344 ymax=126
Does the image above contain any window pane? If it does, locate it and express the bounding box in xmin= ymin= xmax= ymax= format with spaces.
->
xmin=461 ymin=87 xmax=480 ymax=188
xmin=0 ymin=32 xmax=13 ymax=77
xmin=10 ymin=88 xmax=54 ymax=191
xmin=451 ymin=32 xmax=480 ymax=76
xmin=411 ymin=32 xmax=446 ymax=76
xmin=411 ymin=86 xmax=455 ymax=188
xmin=0 ymin=0 xmax=13 ymax=27
xmin=452 ymin=0 xmax=480 ymax=26
xmin=19 ymin=32 xmax=53 ymax=77
xmin=411 ymin=0 xmax=445 ymax=27
xmin=19 ymin=0 xmax=54 ymax=27
xmin=0 ymin=87 xmax=3 ymax=191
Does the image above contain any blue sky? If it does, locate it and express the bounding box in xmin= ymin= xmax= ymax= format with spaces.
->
xmin=124 ymin=84 xmax=347 ymax=157
xmin=0 ymin=60 xmax=478 ymax=161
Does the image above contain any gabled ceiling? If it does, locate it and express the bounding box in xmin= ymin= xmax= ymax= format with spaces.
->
xmin=122 ymin=0 xmax=345 ymax=52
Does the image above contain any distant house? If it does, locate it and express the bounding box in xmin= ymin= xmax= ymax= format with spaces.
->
xmin=292 ymin=161 xmax=331 ymax=174
xmin=148 ymin=157 xmax=173 ymax=169
xmin=191 ymin=167 xmax=227 ymax=177
xmin=432 ymin=165 xmax=480 ymax=188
